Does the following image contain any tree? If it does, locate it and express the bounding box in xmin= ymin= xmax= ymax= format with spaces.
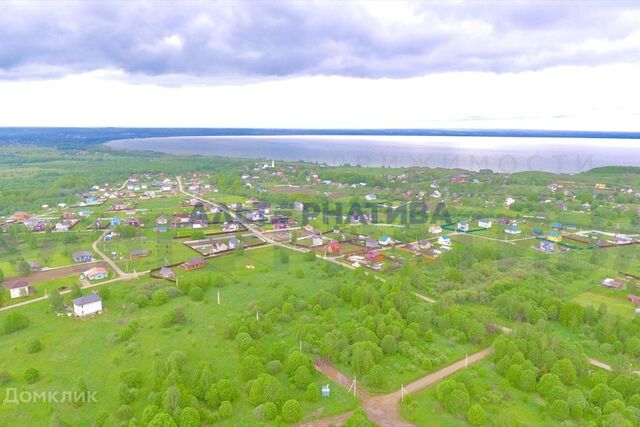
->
xmin=467 ymin=404 xmax=488 ymax=426
xmin=537 ymin=373 xmax=563 ymax=400
xmin=286 ymin=351 xmax=311 ymax=376
xmin=368 ymin=365 xmax=385 ymax=389
xmin=380 ymin=335 xmax=397 ymax=355
xmin=49 ymin=288 xmax=64 ymax=311
xmin=18 ymin=260 xmax=31 ymax=276
xmin=241 ymin=355 xmax=265 ymax=380
xmin=148 ymin=413 xmax=177 ymax=427
xmin=343 ymin=410 xmax=374 ymax=427
xmin=249 ymin=374 xmax=284 ymax=407
xmin=70 ymin=284 xmax=82 ymax=299
xmin=141 ymin=405 xmax=160 ymax=425
xmin=282 ymin=399 xmax=302 ymax=423
xmin=216 ymin=379 xmax=239 ymax=402
xmin=551 ymin=358 xmax=577 ymax=385
xmin=152 ymin=289 xmax=169 ymax=306
xmin=162 ymin=385 xmax=181 ymax=414
xmin=567 ymin=389 xmax=587 ymax=419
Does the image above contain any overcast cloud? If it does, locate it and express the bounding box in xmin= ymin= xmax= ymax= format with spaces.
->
xmin=2 ymin=1 xmax=640 ymax=81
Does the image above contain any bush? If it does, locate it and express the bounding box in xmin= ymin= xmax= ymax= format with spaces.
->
xmin=306 ymin=383 xmax=320 ymax=401
xmin=134 ymin=293 xmax=150 ymax=307
xmin=282 ymin=399 xmax=302 ymax=423
xmin=266 ymin=360 xmax=282 ymax=374
xmin=467 ymin=404 xmax=488 ymax=425
xmin=263 ymin=402 xmax=277 ymax=421
xmin=3 ymin=312 xmax=29 ymax=334
xmin=151 ymin=289 xmax=169 ymax=306
xmin=219 ymin=400 xmax=233 ymax=419
xmin=24 ymin=368 xmax=40 ymax=384
xmin=178 ymin=407 xmax=200 ymax=427
xmin=189 ymin=286 xmax=204 ymax=301
xmin=26 ymin=338 xmax=43 ymax=353
xmin=161 ymin=308 xmax=186 ymax=327
xmin=293 ymin=366 xmax=312 ymax=389
xmin=0 ymin=371 xmax=12 ymax=385
xmin=551 ymin=400 xmax=569 ymax=420
xmin=249 ymin=374 xmax=284 ymax=407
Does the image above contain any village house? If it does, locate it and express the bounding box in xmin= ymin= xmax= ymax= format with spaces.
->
xmin=365 ymin=250 xmax=384 ymax=264
xmin=601 ymin=278 xmax=625 ymax=289
xmin=29 ymin=261 xmax=42 ymax=271
xmin=129 ymin=249 xmax=149 ymax=260
xmin=228 ymin=237 xmax=239 ymax=249
xmin=419 ymin=239 xmax=432 ymax=249
xmin=628 ymin=295 xmax=640 ymax=306
xmin=156 ymin=215 xmax=168 ymax=225
xmin=12 ymin=211 xmax=30 ymax=222
xmin=72 ymin=292 xmax=103 ymax=317
xmin=539 ymin=240 xmax=555 ymax=253
xmin=326 ymin=240 xmax=341 ymax=255
xmin=429 ymin=225 xmax=443 ymax=234
xmin=293 ymin=201 xmax=304 ymax=212
xmin=158 ymin=266 xmax=175 ymax=280
xmin=83 ymin=267 xmax=109 ymax=281
xmin=505 ymin=225 xmax=521 ymax=235
xmin=365 ymin=238 xmax=380 ymax=249
xmin=4 ymin=281 xmax=34 ymax=299
xmin=180 ymin=258 xmax=205 ymax=271
xmin=223 ymin=221 xmax=239 ymax=232
xmin=438 ymin=235 xmax=452 ymax=246
xmin=478 ymin=219 xmax=492 ymax=229
xmin=172 ymin=213 xmax=192 ymax=228
xmin=72 ymin=251 xmax=93 ymax=263
xmin=365 ymin=194 xmax=377 ymax=201
xmin=456 ymin=221 xmax=470 ymax=232
xmin=378 ymin=234 xmax=393 ymax=246
xmin=547 ymin=231 xmax=562 ymax=242
xmin=154 ymin=226 xmax=167 ymax=233
xmin=311 ymin=235 xmax=324 ymax=247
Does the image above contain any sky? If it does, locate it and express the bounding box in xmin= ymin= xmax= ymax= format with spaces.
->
xmin=1 ymin=0 xmax=640 ymax=130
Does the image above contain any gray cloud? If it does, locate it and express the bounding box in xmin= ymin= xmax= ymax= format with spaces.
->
xmin=1 ymin=0 xmax=639 ymax=82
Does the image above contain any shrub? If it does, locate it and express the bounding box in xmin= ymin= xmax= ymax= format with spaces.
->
xmin=120 ymin=369 xmax=143 ymax=388
xmin=293 ymin=366 xmax=312 ymax=389
xmin=551 ymin=400 xmax=569 ymax=420
xmin=249 ymin=374 xmax=284 ymax=407
xmin=161 ymin=308 xmax=186 ymax=327
xmin=467 ymin=404 xmax=488 ymax=425
xmin=306 ymin=383 xmax=320 ymax=402
xmin=151 ymin=289 xmax=169 ymax=306
xmin=178 ymin=407 xmax=200 ymax=427
xmin=282 ymin=399 xmax=302 ymax=423
xmin=266 ymin=360 xmax=282 ymax=374
xmin=216 ymin=379 xmax=239 ymax=402
xmin=24 ymin=368 xmax=40 ymax=384
xmin=3 ymin=312 xmax=29 ymax=334
xmin=219 ymin=401 xmax=233 ymax=419
xmin=263 ymin=402 xmax=277 ymax=420
xmin=189 ymin=286 xmax=204 ymax=301
xmin=26 ymin=338 xmax=43 ymax=353
xmin=134 ymin=293 xmax=150 ymax=307
xmin=0 ymin=371 xmax=12 ymax=385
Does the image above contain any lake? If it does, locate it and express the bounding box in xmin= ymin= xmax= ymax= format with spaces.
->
xmin=105 ymin=135 xmax=640 ymax=173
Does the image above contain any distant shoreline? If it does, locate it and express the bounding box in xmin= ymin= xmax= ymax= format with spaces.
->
xmin=104 ymin=134 xmax=640 ymax=174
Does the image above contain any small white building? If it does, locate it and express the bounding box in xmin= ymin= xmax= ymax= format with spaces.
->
xmin=72 ymin=292 xmax=103 ymax=317
xmin=312 ymin=235 xmax=324 ymax=247
xmin=478 ymin=219 xmax=492 ymax=229
xmin=456 ymin=221 xmax=469 ymax=232
xmin=438 ymin=235 xmax=452 ymax=246
xmin=365 ymin=194 xmax=377 ymax=201
xmin=4 ymin=281 xmax=33 ymax=299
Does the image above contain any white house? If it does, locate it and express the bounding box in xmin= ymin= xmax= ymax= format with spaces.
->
xmin=438 ymin=235 xmax=452 ymax=246
xmin=312 ymin=235 xmax=324 ymax=247
xmin=4 ymin=281 xmax=33 ymax=299
xmin=505 ymin=197 xmax=516 ymax=208
xmin=378 ymin=235 xmax=393 ymax=246
xmin=83 ymin=267 xmax=109 ymax=281
xmin=505 ymin=225 xmax=521 ymax=235
xmin=456 ymin=221 xmax=469 ymax=232
xmin=365 ymin=194 xmax=377 ymax=201
xmin=72 ymin=292 xmax=103 ymax=317
xmin=428 ymin=225 xmax=442 ymax=234
xmin=478 ymin=219 xmax=492 ymax=229
xmin=432 ymin=190 xmax=442 ymax=198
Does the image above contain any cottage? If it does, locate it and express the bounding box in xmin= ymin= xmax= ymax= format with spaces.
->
xmin=326 ymin=240 xmax=341 ymax=255
xmin=156 ymin=215 xmax=169 ymax=225
xmin=293 ymin=202 xmax=304 ymax=212
xmin=72 ymin=292 xmax=102 ymax=317
xmin=181 ymin=258 xmax=205 ymax=271
xmin=4 ymin=281 xmax=33 ymax=299
xmin=228 ymin=237 xmax=239 ymax=249
xmin=551 ymin=222 xmax=563 ymax=230
xmin=532 ymin=227 xmax=543 ymax=235
xmin=505 ymin=226 xmax=521 ymax=235
xmin=539 ymin=240 xmax=555 ymax=253
xmin=311 ymin=235 xmax=324 ymax=247
xmin=601 ymin=278 xmax=625 ymax=289
xmin=418 ymin=239 xmax=432 ymax=249
xmin=365 ymin=194 xmax=377 ymax=201
xmin=110 ymin=217 xmax=121 ymax=226
xmin=29 ymin=261 xmax=42 ymax=271
xmin=456 ymin=221 xmax=470 ymax=232
xmin=594 ymin=183 xmax=606 ymax=190
xmin=499 ymin=217 xmax=511 ymax=225
xmin=478 ymin=219 xmax=492 ymax=229
xmin=378 ymin=235 xmax=393 ymax=246
xmin=365 ymin=238 xmax=380 ymax=249
xmin=158 ymin=266 xmax=175 ymax=280
xmin=154 ymin=226 xmax=167 ymax=233
xmin=628 ymin=295 xmax=640 ymax=305
xmin=129 ymin=249 xmax=149 ymax=260
xmin=223 ymin=222 xmax=239 ymax=232
xmin=546 ymin=231 xmax=562 ymax=242
xmin=303 ymin=224 xmax=314 ymax=233
xmin=428 ymin=225 xmax=442 ymax=234
xmin=438 ymin=235 xmax=452 ymax=246
xmin=365 ymin=250 xmax=384 ymax=263
xmin=83 ymin=267 xmax=109 ymax=281
xmin=72 ymin=251 xmax=93 ymax=263
xmin=172 ymin=213 xmax=191 ymax=227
